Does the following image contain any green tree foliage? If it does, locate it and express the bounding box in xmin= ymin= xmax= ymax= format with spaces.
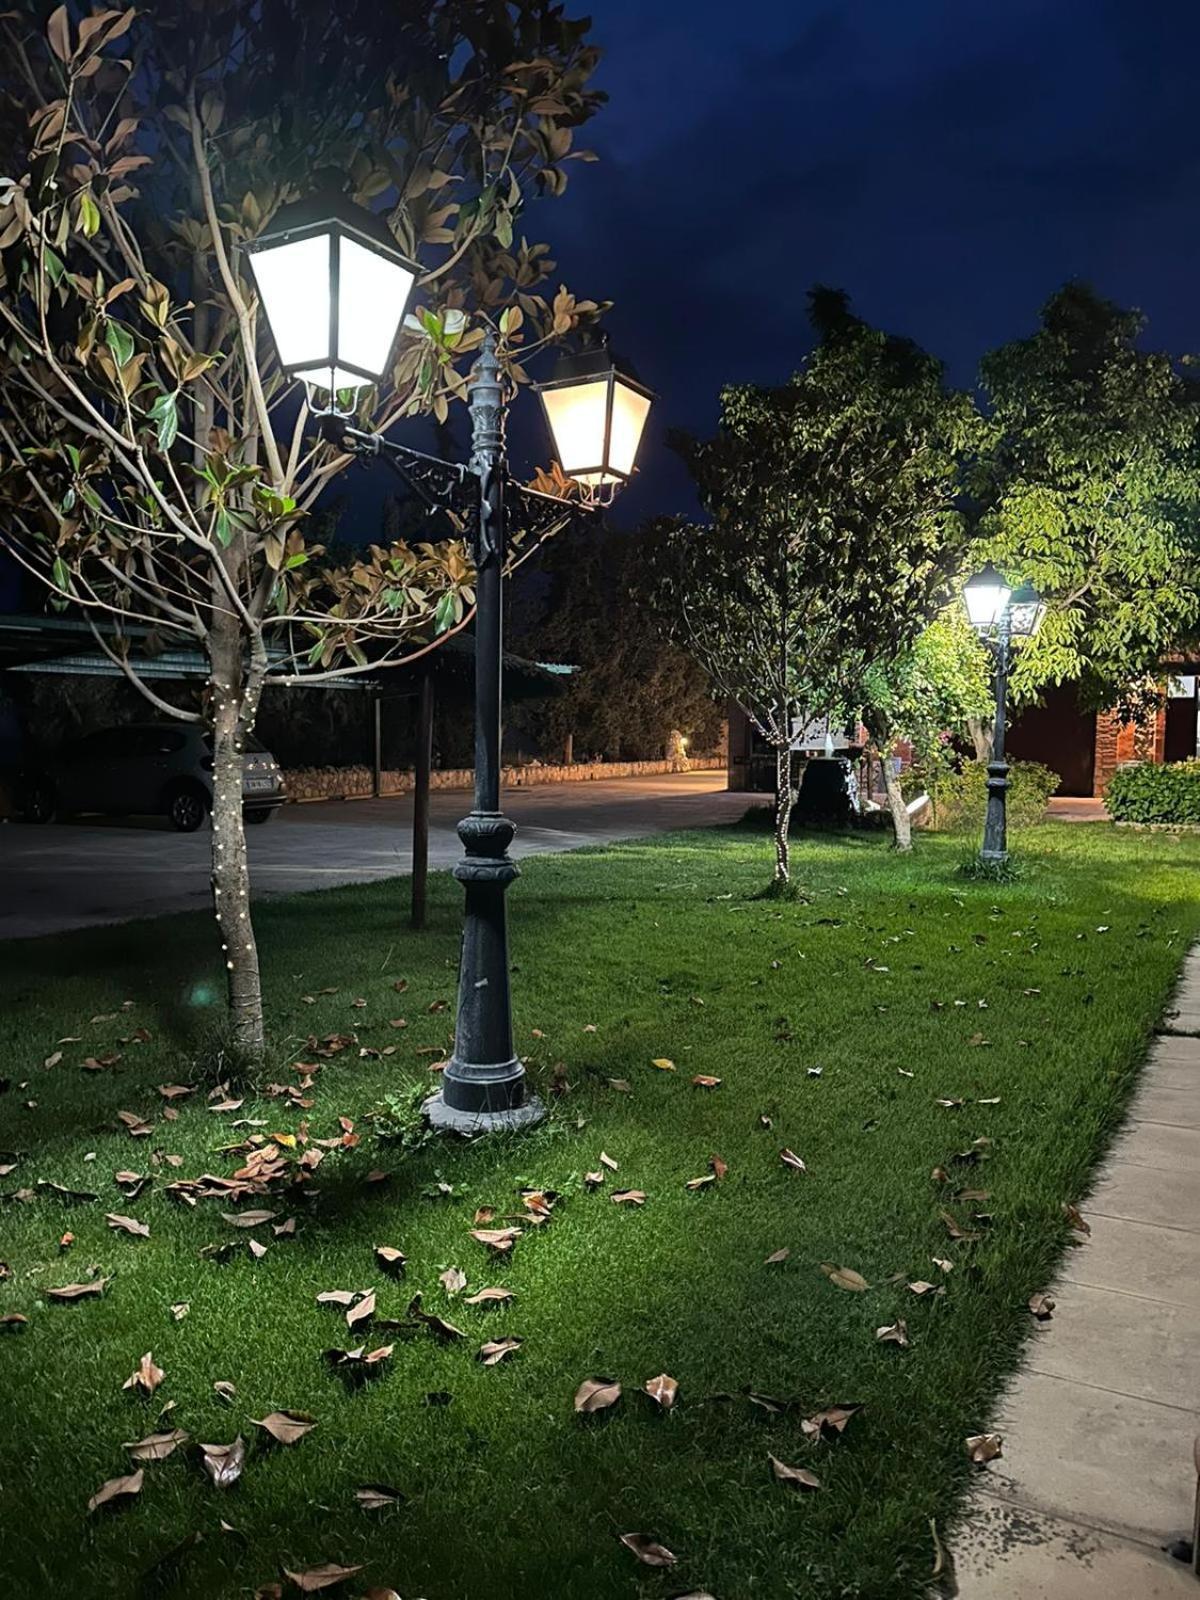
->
xmin=977 ymin=282 xmax=1200 ymax=706
xmin=0 ymin=0 xmax=607 ymax=1053
xmin=509 ymin=522 xmax=722 ymax=762
xmin=653 ymin=291 xmax=978 ymax=877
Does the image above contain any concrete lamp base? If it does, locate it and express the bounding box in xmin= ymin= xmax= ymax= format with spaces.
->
xmin=423 ymin=1090 xmax=547 ymax=1137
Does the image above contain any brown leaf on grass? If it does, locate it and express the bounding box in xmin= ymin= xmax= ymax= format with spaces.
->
xmin=574 ymin=1377 xmax=621 ymax=1414
xmin=780 ymin=1149 xmax=808 ymax=1173
xmin=932 ymin=1257 xmax=954 ymax=1274
xmin=346 ymin=1290 xmax=375 ymax=1329
xmin=692 ymin=1075 xmax=722 ymax=1088
xmin=473 ymin=1206 xmax=496 ymax=1224
xmin=599 ymin=1152 xmax=619 ymax=1172
xmin=439 ymin=1268 xmax=467 ymax=1295
xmin=157 ymin=1084 xmax=193 ymax=1101
xmin=284 ymin=1564 xmax=364 ymax=1593
xmin=46 ymin=1277 xmax=109 ymax=1302
xmin=876 ymin=1320 xmax=910 ymax=1348
xmin=39 ymin=1180 xmax=98 ymax=1204
xmin=1063 ymin=1202 xmax=1090 ymax=1235
xmin=406 ymin=1292 xmax=465 ymax=1342
xmin=1 ymin=1312 xmax=29 ymax=1329
xmin=469 ymin=1226 xmax=522 ymax=1251
xmin=106 ymin=1213 xmax=149 ymax=1238
xmin=685 ymin=1173 xmax=716 ymax=1191
xmin=710 ymin=1155 xmax=728 ymax=1181
xmin=221 ymin=1210 xmax=277 ymax=1229
xmin=643 ymin=1373 xmax=678 ymax=1409
xmin=801 ymin=1404 xmax=862 ymax=1439
xmin=908 ymin=1280 xmax=945 ymax=1297
xmin=935 ymin=1098 xmax=965 ymax=1110
xmin=966 ymin=1432 xmax=1003 ymax=1465
xmin=253 ymin=1411 xmax=317 ymax=1445
xmin=650 ymin=1057 xmax=676 ymax=1071
xmin=87 ymin=1468 xmax=143 ymax=1513
xmin=316 ymin=1290 xmax=359 ymax=1309
xmin=84 ymin=1053 xmax=123 ymax=1071
xmin=619 ymin=1533 xmax=676 ymax=1567
xmin=200 ymin=1435 xmax=246 ymax=1488
xmin=375 ymin=1246 xmax=406 ymax=1275
xmin=769 ymin=1454 xmax=821 ymax=1489
xmin=821 ymin=1264 xmax=870 ymax=1292
xmin=1028 ymin=1292 xmax=1055 ymax=1320
xmin=607 ymin=1078 xmax=633 ymax=1093
xmin=478 ymin=1336 xmax=522 ymax=1366
xmin=208 ymin=1098 xmax=244 ymax=1115
xmin=170 ymin=1303 xmax=189 ymax=1321
xmin=765 ymin=1247 xmax=791 ymax=1265
xmin=611 ymin=1190 xmax=646 ymax=1206
xmin=116 ymin=1110 xmax=153 ymax=1137
xmin=273 ymin=1217 xmax=297 ymax=1238
xmin=323 ymin=1345 xmax=393 ymax=1376
xmin=464 ymin=1286 xmax=514 ymax=1307
xmin=124 ymin=1428 xmax=189 ymax=1461
xmin=123 ymin=1351 xmax=165 ymax=1395
xmin=967 ymin=1033 xmax=990 ymax=1047
xmin=940 ymin=1210 xmax=982 ymax=1242
xmin=213 ymin=1380 xmax=236 ymax=1403
xmin=584 ymin=1170 xmax=605 ymax=1188
xmin=354 ymin=1484 xmax=405 ymax=1510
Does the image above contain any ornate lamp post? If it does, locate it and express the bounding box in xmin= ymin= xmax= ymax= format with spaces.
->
xmin=962 ymin=564 xmax=1046 ymax=863
xmin=247 ymin=198 xmax=652 ymax=1133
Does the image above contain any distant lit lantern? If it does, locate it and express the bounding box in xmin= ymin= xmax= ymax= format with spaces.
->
xmin=245 ymin=193 xmax=419 ymax=410
xmin=962 ymin=562 xmax=1013 ymax=633
xmin=1005 ymin=580 xmax=1047 ymax=640
xmin=535 ymin=342 xmax=653 ymax=505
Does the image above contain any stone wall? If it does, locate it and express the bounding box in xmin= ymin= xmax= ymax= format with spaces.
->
xmin=282 ymin=755 xmax=727 ymax=804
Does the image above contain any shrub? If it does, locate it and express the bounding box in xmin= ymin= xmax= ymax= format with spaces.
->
xmin=930 ymin=759 xmax=1060 ymax=832
xmin=1106 ymin=759 xmax=1200 ymax=825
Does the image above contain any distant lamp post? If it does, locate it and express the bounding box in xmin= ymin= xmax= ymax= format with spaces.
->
xmin=962 ymin=563 xmax=1045 ymax=863
xmin=250 ymin=195 xmax=651 ymax=1133
xmin=536 ymin=342 xmax=653 ymax=506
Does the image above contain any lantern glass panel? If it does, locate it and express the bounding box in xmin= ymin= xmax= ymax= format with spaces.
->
xmin=608 ymin=377 xmax=652 ymax=478
xmin=541 ymin=377 xmax=610 ymax=481
xmin=963 ymin=570 xmax=1011 ymax=630
xmin=337 ymin=235 xmax=415 ymax=381
xmin=247 ymin=233 xmax=330 ymax=373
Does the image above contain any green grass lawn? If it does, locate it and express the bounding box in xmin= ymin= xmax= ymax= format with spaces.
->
xmin=1 ymin=820 xmax=1197 ymax=1600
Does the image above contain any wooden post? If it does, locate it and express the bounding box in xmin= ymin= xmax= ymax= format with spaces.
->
xmin=563 ymin=730 xmax=573 ymax=766
xmin=373 ymin=693 xmax=382 ymax=798
xmin=411 ymin=672 xmax=435 ymax=929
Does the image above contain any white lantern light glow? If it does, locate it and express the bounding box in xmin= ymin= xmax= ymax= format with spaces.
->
xmin=962 ymin=562 xmax=1012 ymax=633
xmin=244 ymin=193 xmax=420 ymax=413
xmin=1005 ymin=580 xmax=1047 ymax=640
xmin=534 ymin=343 xmax=653 ymax=506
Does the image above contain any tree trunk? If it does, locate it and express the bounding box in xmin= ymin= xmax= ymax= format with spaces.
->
xmin=968 ymin=715 xmax=994 ymax=763
xmin=877 ymin=746 xmax=913 ymax=851
xmin=773 ymin=742 xmax=793 ymax=882
xmin=209 ymin=622 xmax=264 ymax=1059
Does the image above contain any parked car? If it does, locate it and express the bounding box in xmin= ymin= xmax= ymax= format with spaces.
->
xmin=18 ymin=723 xmax=285 ymax=831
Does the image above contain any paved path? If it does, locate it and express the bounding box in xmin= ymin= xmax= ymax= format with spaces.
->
xmin=952 ymin=948 xmax=1200 ymax=1596
xmin=1047 ymin=796 xmax=1110 ymax=822
xmin=0 ymin=771 xmax=757 ymax=939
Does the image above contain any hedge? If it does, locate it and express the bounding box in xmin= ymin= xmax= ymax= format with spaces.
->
xmin=1106 ymin=759 xmax=1200 ymax=825
xmin=930 ymin=759 xmax=1060 ymax=832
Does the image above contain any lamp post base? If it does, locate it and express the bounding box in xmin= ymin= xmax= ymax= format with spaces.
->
xmin=423 ymin=1089 xmax=547 ymax=1137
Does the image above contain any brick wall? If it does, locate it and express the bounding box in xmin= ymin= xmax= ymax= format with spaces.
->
xmin=1092 ymin=706 xmax=1167 ymax=796
xmin=282 ymin=755 xmax=727 ymax=804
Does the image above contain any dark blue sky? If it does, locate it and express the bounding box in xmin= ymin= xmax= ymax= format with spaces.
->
xmin=538 ymin=0 xmax=1200 ymax=522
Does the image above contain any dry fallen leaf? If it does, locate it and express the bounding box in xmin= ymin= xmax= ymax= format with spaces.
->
xmin=87 ymin=1468 xmax=143 ymax=1513
xmin=106 ymin=1213 xmax=150 ymax=1239
xmin=691 ymin=1075 xmax=722 ymax=1088
xmin=932 ymin=1257 xmax=954 ymax=1274
xmin=574 ymin=1377 xmax=621 ymax=1414
xmin=611 ymin=1189 xmax=646 ymax=1206
xmin=221 ymin=1209 xmax=277 ymax=1229
xmin=821 ymin=1263 xmax=870 ymax=1292
xmin=122 ymin=1351 xmax=165 ymax=1396
xmin=200 ymin=1435 xmax=246 ymax=1488
xmin=124 ymin=1428 xmax=189 ymax=1461
xmin=780 ymin=1149 xmax=808 ymax=1173
xmin=464 ymin=1287 xmax=514 ymax=1307
xmin=283 ymin=1562 xmax=364 ymax=1592
xmin=685 ymin=1173 xmax=716 ymax=1191
xmin=769 ymin=1454 xmax=821 ymax=1489
xmin=478 ymin=1337 xmax=522 ymax=1366
xmin=439 ymin=1267 xmax=467 ymax=1295
xmin=619 ymin=1533 xmax=676 ymax=1567
xmin=643 ymin=1373 xmax=678 ymax=1409
xmin=253 ymin=1411 xmax=317 ymax=1446
xmin=599 ymin=1151 xmax=619 ymax=1171
xmin=801 ymin=1404 xmax=862 ymax=1439
xmin=940 ymin=1210 xmax=982 ymax=1242
xmin=1063 ymin=1202 xmax=1090 ymax=1235
xmin=966 ymin=1432 xmax=1003 ymax=1465
xmin=354 ymin=1484 xmax=405 ymax=1511
xmin=374 ymin=1246 xmax=406 ymax=1276
xmin=1028 ymin=1292 xmax=1055 ymax=1321
xmin=469 ymin=1226 xmax=521 ymax=1252
xmin=650 ymin=1058 xmax=676 ymax=1071
xmin=875 ymin=1320 xmax=910 ymax=1348
xmin=346 ymin=1289 xmax=376 ymax=1329
xmin=213 ymin=1380 xmax=236 ymax=1403
xmin=908 ymin=1279 xmax=944 ymax=1297
xmin=765 ymin=1247 xmax=791 ymax=1265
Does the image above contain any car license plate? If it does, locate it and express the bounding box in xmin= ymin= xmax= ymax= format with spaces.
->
xmin=243 ymin=777 xmax=273 ymax=793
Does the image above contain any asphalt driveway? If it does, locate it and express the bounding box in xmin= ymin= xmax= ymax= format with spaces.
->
xmin=0 ymin=771 xmax=757 ymax=939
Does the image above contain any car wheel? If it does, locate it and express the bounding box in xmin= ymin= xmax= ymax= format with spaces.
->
xmin=19 ymin=777 xmax=56 ymax=824
xmin=244 ymin=808 xmax=275 ymax=825
xmin=166 ymin=783 xmax=208 ymax=833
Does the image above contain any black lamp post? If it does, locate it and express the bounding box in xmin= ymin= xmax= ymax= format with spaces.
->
xmin=247 ymin=198 xmax=651 ymax=1133
xmin=962 ymin=564 xmax=1046 ymax=864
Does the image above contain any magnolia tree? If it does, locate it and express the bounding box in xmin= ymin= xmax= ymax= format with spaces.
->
xmin=0 ymin=0 xmax=605 ymax=1055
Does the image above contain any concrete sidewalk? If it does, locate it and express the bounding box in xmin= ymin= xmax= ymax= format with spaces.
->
xmin=952 ymin=949 xmax=1200 ymax=1596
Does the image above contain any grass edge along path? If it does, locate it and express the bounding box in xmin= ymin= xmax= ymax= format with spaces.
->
xmin=0 ymin=819 xmax=1197 ymax=1600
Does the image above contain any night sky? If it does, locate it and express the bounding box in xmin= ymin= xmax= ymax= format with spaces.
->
xmin=539 ymin=0 xmax=1200 ymax=523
